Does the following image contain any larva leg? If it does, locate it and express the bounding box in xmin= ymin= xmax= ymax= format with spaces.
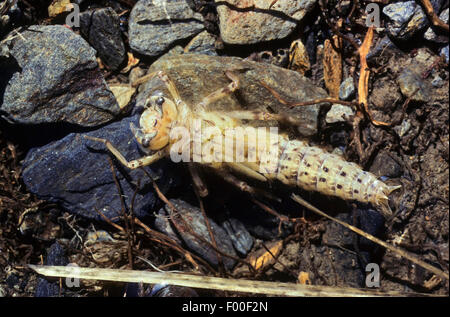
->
xmin=226 ymin=110 xmax=302 ymax=126
xmin=226 ymin=162 xmax=268 ymax=182
xmin=216 ymin=169 xmax=278 ymax=201
xmin=84 ymin=135 xmax=166 ymax=169
xmin=215 ymin=169 xmax=260 ymax=196
xmin=194 ymin=71 xmax=240 ymax=111
xmin=131 ymin=71 xmax=184 ymax=106
xmin=188 ymin=163 xmax=209 ymax=197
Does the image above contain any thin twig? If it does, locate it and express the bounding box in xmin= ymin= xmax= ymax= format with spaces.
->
xmin=291 ymin=194 xmax=449 ymax=281
xmin=29 ymin=265 xmax=443 ymax=297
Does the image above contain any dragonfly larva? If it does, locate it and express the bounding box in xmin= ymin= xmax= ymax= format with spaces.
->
xmin=85 ymin=70 xmax=401 ymax=217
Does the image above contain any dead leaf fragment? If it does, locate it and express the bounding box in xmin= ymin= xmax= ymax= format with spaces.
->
xmin=298 ymin=271 xmax=311 ymax=285
xmin=323 ymin=35 xmax=342 ymax=98
xmin=48 ymin=0 xmax=72 ymax=18
xmin=248 ymin=240 xmax=283 ymax=271
xmin=109 ymin=84 xmax=136 ymax=110
xmin=288 ymin=39 xmax=310 ymax=75
xmin=121 ymin=52 xmax=140 ymax=74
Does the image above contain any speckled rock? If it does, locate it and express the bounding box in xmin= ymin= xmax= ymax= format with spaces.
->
xmin=338 ymin=77 xmax=355 ymax=101
xmin=138 ymin=54 xmax=328 ymax=137
xmin=22 ymin=114 xmax=175 ymax=221
xmin=397 ymin=67 xmax=431 ymax=102
xmin=129 ymin=0 xmax=204 ymax=57
xmin=156 ymin=199 xmax=237 ymax=269
xmin=184 ymin=31 xmax=218 ymax=56
xmin=215 ymin=0 xmax=316 ymax=44
xmin=80 ymin=7 xmax=126 ymax=70
xmin=424 ymin=8 xmax=449 ymax=43
xmin=0 ymin=25 xmax=119 ymax=126
xmin=383 ymin=0 xmax=443 ymax=40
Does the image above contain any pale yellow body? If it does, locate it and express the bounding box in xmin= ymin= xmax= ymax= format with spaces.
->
xmin=86 ymin=71 xmax=400 ymax=217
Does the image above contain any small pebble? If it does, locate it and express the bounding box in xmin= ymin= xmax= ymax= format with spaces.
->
xmin=394 ymin=119 xmax=412 ymax=137
xmin=339 ymin=77 xmax=355 ymax=101
xmin=424 ymin=8 xmax=449 ymax=43
xmin=325 ymin=104 xmax=355 ymax=124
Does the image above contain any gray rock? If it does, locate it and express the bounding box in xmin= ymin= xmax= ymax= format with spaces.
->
xmin=339 ymin=77 xmax=355 ymax=101
xmin=0 ymin=25 xmax=119 ymax=127
xmin=325 ymin=104 xmax=355 ymax=124
xmin=383 ymin=0 xmax=443 ymax=40
xmin=139 ymin=54 xmax=328 ymax=137
xmin=80 ymin=7 xmax=126 ymax=70
xmin=129 ymin=0 xmax=204 ymax=57
xmin=397 ymin=67 xmax=431 ymax=102
xmin=440 ymin=45 xmax=449 ymax=63
xmin=156 ymin=199 xmax=237 ymax=269
xmin=222 ymin=218 xmax=253 ymax=256
xmin=184 ymin=31 xmax=217 ymax=56
xmin=215 ymin=0 xmax=316 ymax=44
xmin=22 ymin=114 xmax=175 ymax=221
xmin=424 ymin=8 xmax=449 ymax=43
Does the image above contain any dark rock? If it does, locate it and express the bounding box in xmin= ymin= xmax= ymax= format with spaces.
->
xmin=222 ymin=218 xmax=253 ymax=256
xmin=215 ymin=0 xmax=316 ymax=44
xmin=366 ymin=36 xmax=401 ymax=64
xmin=35 ymin=242 xmax=68 ymax=297
xmin=22 ymin=114 xmax=175 ymax=221
xmin=298 ymin=244 xmax=368 ymax=288
xmin=129 ymin=0 xmax=204 ymax=57
xmin=0 ymin=25 xmax=119 ymax=127
xmin=156 ymin=199 xmax=237 ymax=269
xmin=46 ymin=242 xmax=68 ymax=266
xmin=139 ymin=54 xmax=328 ymax=137
xmin=151 ymin=284 xmax=198 ymax=297
xmin=370 ymin=76 xmax=402 ymax=111
xmin=184 ymin=31 xmax=218 ymax=56
xmin=383 ymin=0 xmax=443 ymax=40
xmin=322 ymin=213 xmax=355 ymax=247
xmin=397 ymin=67 xmax=432 ymax=102
xmin=370 ymin=151 xmax=402 ymax=178
xmin=35 ymin=279 xmax=60 ymax=297
xmin=80 ymin=7 xmax=126 ymax=70
xmin=357 ymin=208 xmax=385 ymax=249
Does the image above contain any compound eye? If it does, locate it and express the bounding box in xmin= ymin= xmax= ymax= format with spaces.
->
xmin=142 ymin=137 xmax=151 ymax=148
xmin=156 ymin=96 xmax=165 ymax=106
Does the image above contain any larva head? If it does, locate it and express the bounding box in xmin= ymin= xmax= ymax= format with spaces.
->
xmin=133 ymin=92 xmax=178 ymax=151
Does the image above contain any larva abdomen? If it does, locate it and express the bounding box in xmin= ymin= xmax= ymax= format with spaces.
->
xmin=274 ymin=138 xmax=400 ymax=217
